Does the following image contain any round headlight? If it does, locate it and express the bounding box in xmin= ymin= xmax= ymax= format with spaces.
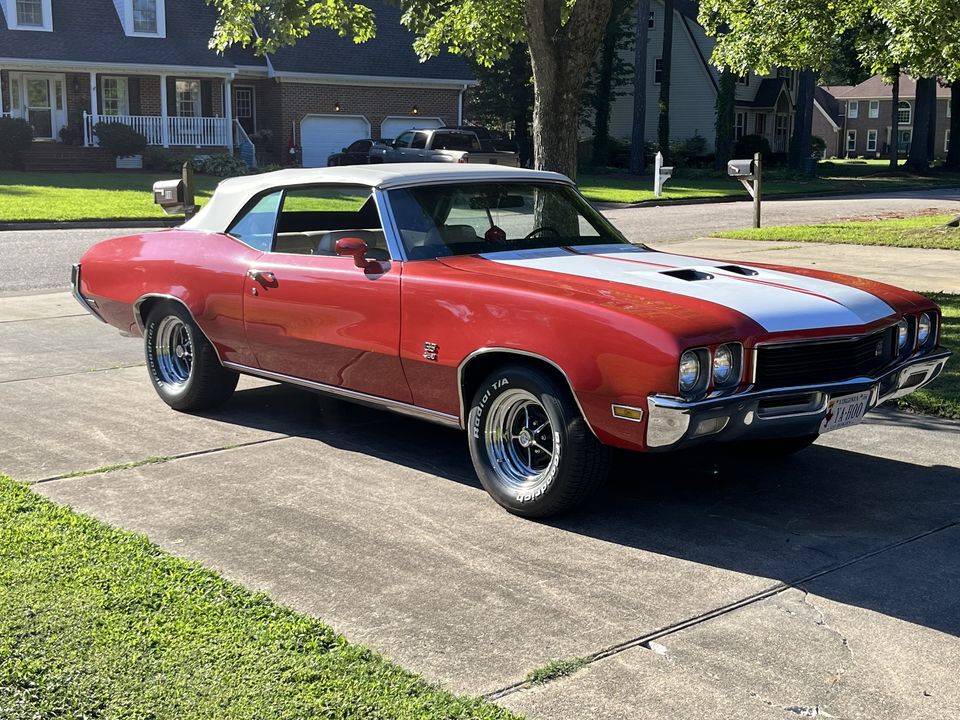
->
xmin=679 ymin=350 xmax=701 ymax=392
xmin=918 ymin=313 xmax=932 ymax=345
xmin=713 ymin=344 xmax=736 ymax=385
xmin=897 ymin=318 xmax=909 ymax=350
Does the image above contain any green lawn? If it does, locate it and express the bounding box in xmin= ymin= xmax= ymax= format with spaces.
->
xmin=712 ymin=214 xmax=960 ymax=250
xmin=0 ymin=474 xmax=517 ymax=719
xmin=0 ymin=171 xmax=220 ymax=222
xmin=899 ymin=293 xmax=960 ymax=419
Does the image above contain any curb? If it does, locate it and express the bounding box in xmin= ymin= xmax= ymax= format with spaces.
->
xmin=0 ymin=218 xmax=179 ymax=232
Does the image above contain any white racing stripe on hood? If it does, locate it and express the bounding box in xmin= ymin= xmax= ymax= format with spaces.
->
xmin=480 ymin=245 xmax=895 ymax=332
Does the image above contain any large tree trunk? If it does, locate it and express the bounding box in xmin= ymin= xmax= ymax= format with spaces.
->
xmin=629 ymin=0 xmax=650 ymax=174
xmin=591 ymin=10 xmax=620 ymax=165
xmin=927 ymin=80 xmax=938 ymax=162
xmin=789 ymin=69 xmax=816 ymax=171
xmin=509 ymin=45 xmax=534 ymax=167
xmin=906 ymin=77 xmax=935 ymax=173
xmin=657 ymin=0 xmax=674 ymax=156
xmin=526 ymin=0 xmax=612 ymax=179
xmin=714 ymin=68 xmax=735 ymax=170
xmin=947 ymin=81 xmax=960 ymax=170
xmin=889 ymin=70 xmax=900 ymax=169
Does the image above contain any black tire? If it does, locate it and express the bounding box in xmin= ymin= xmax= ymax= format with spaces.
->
xmin=144 ymin=302 xmax=238 ymax=411
xmin=733 ymin=433 xmax=819 ymax=458
xmin=467 ymin=365 xmax=610 ymax=517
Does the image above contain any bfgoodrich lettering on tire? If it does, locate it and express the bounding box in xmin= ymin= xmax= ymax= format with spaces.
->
xmin=467 ymin=365 xmax=610 ymax=517
xmin=144 ymin=301 xmax=238 ymax=411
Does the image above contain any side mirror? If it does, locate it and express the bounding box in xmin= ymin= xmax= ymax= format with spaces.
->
xmin=335 ymin=237 xmax=372 ymax=268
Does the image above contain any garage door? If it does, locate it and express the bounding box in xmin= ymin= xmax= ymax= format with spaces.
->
xmin=300 ymin=115 xmax=371 ymax=168
xmin=380 ymin=116 xmax=444 ymax=142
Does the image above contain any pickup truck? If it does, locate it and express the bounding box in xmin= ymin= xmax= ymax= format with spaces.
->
xmin=369 ymin=129 xmax=520 ymax=166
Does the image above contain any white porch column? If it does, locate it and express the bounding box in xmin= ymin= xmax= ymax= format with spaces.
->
xmin=159 ymin=74 xmax=170 ymax=148
xmin=89 ymin=72 xmax=99 ymax=122
xmin=223 ymin=77 xmax=233 ymax=149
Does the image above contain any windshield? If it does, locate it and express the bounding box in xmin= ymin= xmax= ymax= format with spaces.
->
xmin=387 ymin=182 xmax=630 ymax=260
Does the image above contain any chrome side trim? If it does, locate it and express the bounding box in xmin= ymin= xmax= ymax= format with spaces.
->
xmin=456 ymin=347 xmax=600 ymax=440
xmin=132 ymin=293 xmax=224 ymax=365
xmin=70 ymin=263 xmax=106 ymax=323
xmin=373 ymin=188 xmax=408 ymax=262
xmin=222 ymin=361 xmax=462 ymax=428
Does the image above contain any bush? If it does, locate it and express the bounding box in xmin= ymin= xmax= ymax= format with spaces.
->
xmin=58 ymin=123 xmax=84 ymax=147
xmin=668 ymin=132 xmax=710 ymax=168
xmin=734 ymin=133 xmax=772 ymax=159
xmin=93 ymin=122 xmax=147 ymax=158
xmin=196 ymin=153 xmax=249 ymax=177
xmin=810 ymin=135 xmax=827 ymax=158
xmin=0 ymin=117 xmax=33 ymax=168
xmin=143 ymin=147 xmax=197 ymax=173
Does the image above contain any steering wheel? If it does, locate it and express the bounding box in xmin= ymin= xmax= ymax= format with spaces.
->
xmin=524 ymin=226 xmax=560 ymax=240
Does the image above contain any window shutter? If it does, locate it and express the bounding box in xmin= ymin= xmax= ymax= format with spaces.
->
xmin=201 ymin=79 xmax=213 ymax=117
xmin=166 ymin=77 xmax=176 ymax=116
xmin=129 ymin=77 xmax=141 ymax=116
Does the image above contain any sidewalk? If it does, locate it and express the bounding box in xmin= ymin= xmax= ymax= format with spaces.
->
xmin=666 ymin=237 xmax=960 ymax=293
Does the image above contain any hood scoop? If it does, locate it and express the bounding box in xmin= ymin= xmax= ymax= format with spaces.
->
xmin=717 ymin=264 xmax=760 ymax=276
xmin=659 ymin=268 xmax=715 ymax=282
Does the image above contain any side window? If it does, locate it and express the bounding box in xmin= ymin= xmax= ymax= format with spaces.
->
xmin=273 ymin=185 xmax=388 ymax=258
xmin=411 ymin=132 xmax=428 ymax=149
xmin=395 ymin=132 xmax=413 ymax=148
xmin=227 ymin=191 xmax=282 ymax=251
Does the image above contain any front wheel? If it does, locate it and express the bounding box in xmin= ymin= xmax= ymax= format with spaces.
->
xmin=144 ymin=302 xmax=238 ymax=411
xmin=467 ymin=365 xmax=610 ymax=517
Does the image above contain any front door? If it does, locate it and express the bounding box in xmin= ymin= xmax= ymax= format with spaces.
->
xmin=23 ymin=75 xmax=54 ymax=139
xmin=234 ymin=85 xmax=256 ymax=135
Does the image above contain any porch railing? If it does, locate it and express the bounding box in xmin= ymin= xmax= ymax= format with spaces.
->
xmin=83 ymin=112 xmax=231 ymax=148
xmin=233 ymin=120 xmax=257 ymax=168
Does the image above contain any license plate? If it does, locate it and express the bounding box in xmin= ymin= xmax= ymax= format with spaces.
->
xmin=820 ymin=390 xmax=872 ymax=433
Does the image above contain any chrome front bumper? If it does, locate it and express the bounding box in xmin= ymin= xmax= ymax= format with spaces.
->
xmin=70 ymin=263 xmax=106 ymax=323
xmin=646 ymin=349 xmax=951 ymax=450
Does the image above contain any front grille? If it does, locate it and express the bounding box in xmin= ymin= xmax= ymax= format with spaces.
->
xmin=755 ymin=327 xmax=897 ymax=389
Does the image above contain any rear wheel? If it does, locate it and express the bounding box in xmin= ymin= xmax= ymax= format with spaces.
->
xmin=144 ymin=302 xmax=238 ymax=411
xmin=467 ymin=365 xmax=610 ymax=517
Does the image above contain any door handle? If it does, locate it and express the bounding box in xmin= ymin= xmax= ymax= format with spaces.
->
xmin=247 ymin=269 xmax=276 ymax=284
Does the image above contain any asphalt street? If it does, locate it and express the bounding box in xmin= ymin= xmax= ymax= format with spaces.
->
xmin=1 ymin=291 xmax=958 ymax=719
xmin=2 ymin=186 xmax=960 ymax=293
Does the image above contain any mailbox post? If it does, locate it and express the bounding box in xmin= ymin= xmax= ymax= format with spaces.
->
xmin=727 ymin=152 xmax=763 ymax=228
xmin=654 ymin=151 xmax=673 ymax=198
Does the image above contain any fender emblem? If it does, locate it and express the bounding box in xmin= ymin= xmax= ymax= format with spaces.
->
xmin=423 ymin=342 xmax=439 ymax=362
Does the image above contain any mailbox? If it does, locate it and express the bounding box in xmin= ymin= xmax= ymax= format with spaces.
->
xmin=727 ymin=158 xmax=755 ymax=179
xmin=153 ymin=179 xmax=186 ymax=215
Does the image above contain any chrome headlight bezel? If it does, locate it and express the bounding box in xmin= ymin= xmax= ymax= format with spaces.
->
xmin=897 ymin=317 xmax=910 ymax=352
xmin=917 ymin=312 xmax=933 ymax=347
xmin=679 ymin=350 xmax=701 ymax=393
xmin=712 ymin=343 xmax=743 ymax=388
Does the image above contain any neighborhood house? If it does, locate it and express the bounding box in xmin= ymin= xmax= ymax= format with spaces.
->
xmin=0 ymin=0 xmax=475 ymax=169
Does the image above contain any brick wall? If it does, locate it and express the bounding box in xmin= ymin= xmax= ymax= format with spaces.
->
xmin=811 ymin=110 xmax=841 ymax=158
xmin=842 ymin=97 xmax=952 ymax=158
xmin=276 ymin=81 xmax=461 ymax=165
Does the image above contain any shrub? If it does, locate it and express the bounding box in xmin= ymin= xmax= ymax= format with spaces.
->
xmin=58 ymin=123 xmax=84 ymax=147
xmin=254 ymin=163 xmax=284 ymax=174
xmin=0 ymin=117 xmax=33 ymax=168
xmin=810 ymin=135 xmax=827 ymax=158
xmin=196 ymin=153 xmax=249 ymax=177
xmin=93 ymin=122 xmax=147 ymax=158
xmin=734 ymin=133 xmax=772 ymax=159
xmin=668 ymin=132 xmax=710 ymax=168
xmin=143 ymin=147 xmax=197 ymax=173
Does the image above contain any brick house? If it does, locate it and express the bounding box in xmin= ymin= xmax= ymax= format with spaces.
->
xmin=814 ymin=75 xmax=951 ymax=159
xmin=0 ymin=0 xmax=474 ymax=168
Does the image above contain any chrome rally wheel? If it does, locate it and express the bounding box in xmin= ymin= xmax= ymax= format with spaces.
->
xmin=467 ymin=365 xmax=610 ymax=517
xmin=153 ymin=315 xmax=194 ymax=389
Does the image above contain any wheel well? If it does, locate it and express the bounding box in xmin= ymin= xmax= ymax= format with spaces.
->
xmin=134 ymin=295 xmax=190 ymax=332
xmin=459 ymin=350 xmax=586 ymax=424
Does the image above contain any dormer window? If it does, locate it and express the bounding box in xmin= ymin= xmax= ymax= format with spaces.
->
xmin=133 ymin=0 xmax=156 ymax=33
xmin=5 ymin=0 xmax=52 ymax=30
xmin=122 ymin=0 xmax=165 ymax=37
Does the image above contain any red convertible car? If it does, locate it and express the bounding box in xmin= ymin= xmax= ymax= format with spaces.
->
xmin=73 ymin=165 xmax=950 ymax=516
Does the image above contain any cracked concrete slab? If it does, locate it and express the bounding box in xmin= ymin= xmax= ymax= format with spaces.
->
xmin=0 ymin=314 xmax=144 ymax=382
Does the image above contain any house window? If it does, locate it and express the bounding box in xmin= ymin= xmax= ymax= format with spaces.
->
xmin=946 ymin=129 xmax=951 ymax=153
xmin=848 ymin=100 xmax=859 ymax=119
xmin=866 ymin=129 xmax=878 ymax=152
xmin=737 ymin=74 xmax=749 ymax=86
xmin=132 ymin=0 xmax=157 ymax=33
xmin=10 ymin=77 xmax=20 ymax=110
xmin=898 ymin=128 xmax=912 ymax=152
xmin=15 ymin=0 xmax=43 ymax=25
xmin=654 ymin=58 xmax=662 ymax=85
xmin=776 ymin=67 xmax=793 ymax=90
xmin=846 ymin=130 xmax=857 ymax=154
xmin=898 ymin=101 xmax=911 ymax=125
xmin=774 ymin=113 xmax=788 ymax=149
xmin=868 ymin=100 xmax=879 ymax=118
xmin=648 ymin=10 xmax=654 ymax=28
xmin=754 ymin=113 xmax=766 ymax=136
xmin=102 ymin=77 xmax=130 ymax=116
xmin=947 ymin=101 xmax=951 ymax=119
xmin=176 ymin=80 xmax=200 ymax=117
xmin=735 ymin=112 xmax=745 ymax=141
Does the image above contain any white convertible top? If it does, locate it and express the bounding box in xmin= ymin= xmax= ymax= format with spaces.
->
xmin=181 ymin=163 xmax=573 ymax=233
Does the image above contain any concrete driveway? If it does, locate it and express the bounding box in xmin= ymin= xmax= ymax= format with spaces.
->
xmin=2 ymin=290 xmax=958 ymax=719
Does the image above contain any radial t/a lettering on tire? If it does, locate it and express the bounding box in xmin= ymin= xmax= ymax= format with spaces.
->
xmin=467 ymin=365 xmax=610 ymax=517
xmin=143 ymin=301 xmax=238 ymax=411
